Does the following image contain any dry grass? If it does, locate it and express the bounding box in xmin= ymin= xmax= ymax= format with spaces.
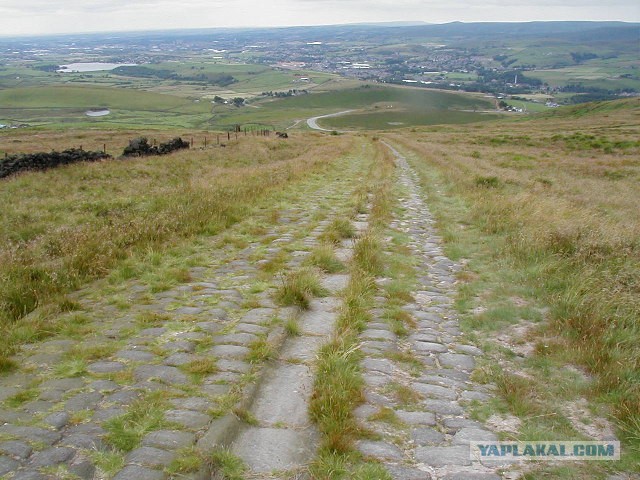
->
xmin=0 ymin=131 xmax=353 ymax=367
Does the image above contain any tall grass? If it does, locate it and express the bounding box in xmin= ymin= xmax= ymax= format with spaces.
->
xmin=0 ymin=132 xmax=353 ymax=366
xmin=388 ymin=100 xmax=640 ymax=451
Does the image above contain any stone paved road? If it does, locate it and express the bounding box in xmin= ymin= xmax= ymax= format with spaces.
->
xmin=351 ymin=143 xmax=520 ymax=479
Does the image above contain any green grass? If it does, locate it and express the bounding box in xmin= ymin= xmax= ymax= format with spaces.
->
xmin=209 ymin=448 xmax=246 ymax=480
xmin=305 ymin=244 xmax=346 ymax=273
xmin=275 ymin=267 xmax=328 ymax=309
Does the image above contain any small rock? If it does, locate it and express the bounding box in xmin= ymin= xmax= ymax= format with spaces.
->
xmin=0 ymin=440 xmax=32 ymax=459
xmin=29 ymin=446 xmax=75 ymax=467
xmin=44 ymin=411 xmax=70 ymax=430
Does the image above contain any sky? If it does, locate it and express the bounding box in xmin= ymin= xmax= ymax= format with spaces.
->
xmin=0 ymin=0 xmax=639 ymax=36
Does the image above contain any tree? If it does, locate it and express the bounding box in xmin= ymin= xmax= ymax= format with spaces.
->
xmin=232 ymin=97 xmax=245 ymax=107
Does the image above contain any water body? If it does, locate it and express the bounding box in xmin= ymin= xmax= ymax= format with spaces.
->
xmin=86 ymin=109 xmax=111 ymax=117
xmin=58 ymin=63 xmax=136 ymax=73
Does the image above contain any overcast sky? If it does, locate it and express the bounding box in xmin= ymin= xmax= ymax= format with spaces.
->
xmin=1 ymin=0 xmax=638 ymax=36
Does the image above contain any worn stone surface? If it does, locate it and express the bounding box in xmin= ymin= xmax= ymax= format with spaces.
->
xmin=142 ymin=430 xmax=195 ymax=450
xmin=134 ymin=365 xmax=188 ymax=385
xmin=126 ymin=446 xmax=177 ymax=468
xmin=356 ymin=440 xmax=403 ymax=460
xmin=114 ymin=465 xmax=167 ymax=480
xmin=164 ymin=410 xmax=210 ymax=430
xmin=415 ymin=445 xmax=472 ymax=467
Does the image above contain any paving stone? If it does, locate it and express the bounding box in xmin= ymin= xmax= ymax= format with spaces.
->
xmin=232 ymin=427 xmax=315 ymax=473
xmin=114 ymin=465 xmax=167 ymax=480
xmin=134 ymin=365 xmax=188 ymax=385
xmin=454 ymin=344 xmax=484 ymax=356
xmin=412 ymin=382 xmax=457 ymax=400
xmin=137 ymin=327 xmax=167 ymax=337
xmin=415 ymin=445 xmax=472 ymax=467
xmin=142 ymin=430 xmax=195 ymax=450
xmin=363 ymin=372 xmax=389 ymax=388
xmin=205 ymin=371 xmax=241 ymax=383
xmin=439 ymin=353 xmax=476 ymax=370
xmin=423 ymin=399 xmax=465 ymax=415
xmin=115 ymin=349 xmax=156 ymax=361
xmin=320 ymin=274 xmax=349 ymax=292
xmin=163 ymin=352 xmax=196 ymax=366
xmin=411 ymin=427 xmax=446 ymax=445
xmin=11 ymin=471 xmax=47 ymax=480
xmin=396 ymin=410 xmax=436 ymax=426
xmin=67 ymin=423 xmax=105 ymax=436
xmin=384 ymin=464 xmax=432 ymax=480
xmin=209 ymin=344 xmax=250 ymax=359
xmin=217 ymin=359 xmax=250 ymax=373
xmin=353 ymin=404 xmax=378 ymax=421
xmin=104 ymin=390 xmax=140 ymax=405
xmin=29 ymin=446 xmax=75 ymax=467
xmin=356 ymin=440 xmax=403 ymax=460
xmin=89 ymin=380 xmax=120 ymax=392
xmin=202 ymin=384 xmax=231 ymax=396
xmin=461 ymin=390 xmax=491 ymax=402
xmin=62 ymin=433 xmax=103 ymax=450
xmin=40 ymin=377 xmax=84 ymax=391
xmin=215 ymin=333 xmax=258 ymax=345
xmin=417 ymin=374 xmax=468 ymax=390
xmin=443 ymin=473 xmax=501 ymax=480
xmin=159 ymin=340 xmax=195 ymax=353
xmin=164 ymin=410 xmax=210 ymax=430
xmin=409 ymin=333 xmax=440 ymax=343
xmin=234 ymin=323 xmax=268 ymax=335
xmin=0 ymin=440 xmax=32 ymax=459
xmin=443 ymin=417 xmax=486 ymax=432
xmin=37 ymin=389 xmax=66 ymax=402
xmin=0 ymin=425 xmax=61 ymax=445
xmin=43 ymin=411 xmax=70 ymax=429
xmin=170 ymin=396 xmax=210 ymax=412
xmin=240 ymin=308 xmax=274 ymax=324
xmin=196 ymin=321 xmax=224 ymax=334
xmin=0 ymin=456 xmax=19 ymax=476
xmin=362 ymin=329 xmax=396 ymax=341
xmin=87 ymin=361 xmax=126 ymax=374
xmin=0 ymin=387 xmax=18 ymax=402
xmin=452 ymin=427 xmax=498 ymax=445
xmin=126 ymin=446 xmax=177 ymax=467
xmin=22 ymin=400 xmax=54 ymax=414
xmin=65 ymin=391 xmax=103 ymax=411
xmin=204 ymin=308 xmax=228 ymax=321
xmin=93 ymin=407 xmax=126 ymax=422
xmin=68 ymin=459 xmax=96 ymax=480
xmin=362 ymin=357 xmax=396 ymax=375
xmin=173 ymin=306 xmax=203 ymax=315
xmin=413 ymin=341 xmax=448 ymax=353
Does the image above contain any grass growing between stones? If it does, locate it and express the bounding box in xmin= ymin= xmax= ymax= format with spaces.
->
xmin=275 ymin=267 xmax=328 ymax=310
xmin=386 ymin=101 xmax=640 ymax=473
xmin=305 ymin=244 xmax=346 ymax=273
xmin=209 ymin=448 xmax=247 ymax=480
xmin=103 ymin=391 xmax=170 ymax=452
xmin=309 ymin=139 xmax=396 ymax=478
xmin=319 ymin=218 xmax=356 ymax=245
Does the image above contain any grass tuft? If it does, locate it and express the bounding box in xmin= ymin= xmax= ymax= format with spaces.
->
xmin=209 ymin=448 xmax=246 ymax=480
xmin=275 ymin=268 xmax=328 ymax=309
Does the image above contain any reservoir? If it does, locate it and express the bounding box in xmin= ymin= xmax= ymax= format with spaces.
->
xmin=58 ymin=63 xmax=136 ymax=73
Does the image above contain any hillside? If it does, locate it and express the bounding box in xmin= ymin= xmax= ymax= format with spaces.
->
xmin=0 ymin=100 xmax=638 ymax=478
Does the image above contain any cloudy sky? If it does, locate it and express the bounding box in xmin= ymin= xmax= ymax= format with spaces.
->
xmin=1 ymin=0 xmax=638 ymax=36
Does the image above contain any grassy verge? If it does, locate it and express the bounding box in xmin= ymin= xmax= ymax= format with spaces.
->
xmin=309 ymin=138 xmax=396 ymax=479
xmin=386 ymin=101 xmax=639 ymax=474
xmin=0 ymin=132 xmax=353 ymax=369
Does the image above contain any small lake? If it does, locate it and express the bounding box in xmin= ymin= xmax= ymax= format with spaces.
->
xmin=58 ymin=63 xmax=136 ymax=73
xmin=86 ymin=109 xmax=111 ymax=117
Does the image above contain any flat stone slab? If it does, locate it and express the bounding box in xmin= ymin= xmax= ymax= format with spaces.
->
xmin=114 ymin=465 xmax=167 ymax=480
xmin=164 ymin=410 xmax=210 ymax=430
xmin=301 ymin=302 xmax=339 ymax=336
xmin=452 ymin=427 xmax=498 ymax=445
xmin=413 ymin=341 xmax=448 ymax=353
xmin=251 ymin=363 xmax=313 ymax=427
xmin=443 ymin=473 xmax=501 ymax=480
xmin=0 ymin=440 xmax=32 ymax=459
xmin=232 ymin=426 xmax=315 ymax=473
xmin=170 ymin=397 xmax=210 ymax=412
xmin=209 ymin=344 xmax=250 ymax=359
xmin=356 ymin=440 xmax=403 ymax=460
xmin=134 ymin=365 xmax=189 ymax=385
xmin=126 ymin=446 xmax=177 ymax=468
xmin=240 ymin=308 xmax=275 ymax=324
xmin=215 ymin=333 xmax=258 ymax=345
xmin=87 ymin=361 xmax=126 ymax=374
xmin=320 ymin=274 xmax=349 ymax=293
xmin=362 ymin=358 xmax=396 ymax=375
xmin=44 ymin=411 xmax=70 ymax=430
xmin=11 ymin=471 xmax=47 ymax=480
xmin=234 ymin=323 xmax=268 ymax=335
xmin=454 ymin=344 xmax=484 ymax=356
xmin=412 ymin=427 xmax=446 ymax=445
xmin=217 ymin=359 xmax=250 ymax=373
xmin=362 ymin=329 xmax=396 ymax=341
xmin=0 ymin=456 xmax=19 ymax=476
xmin=65 ymin=391 xmax=103 ymax=411
xmin=423 ymin=399 xmax=465 ymax=416
xmin=415 ymin=445 xmax=472 ymax=467
xmin=412 ymin=382 xmax=457 ymax=400
xmin=385 ymin=464 xmax=432 ymax=480
xmin=173 ymin=306 xmax=203 ymax=315
xmin=0 ymin=425 xmax=61 ymax=446
xmin=396 ymin=410 xmax=437 ymax=426
xmin=279 ymin=335 xmax=323 ymax=362
xmin=143 ymin=430 xmax=195 ymax=450
xmin=116 ymin=349 xmax=156 ymax=362
xmin=28 ymin=446 xmax=75 ymax=467
xmin=439 ymin=353 xmax=476 ymax=370
xmin=163 ymin=352 xmax=196 ymax=366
